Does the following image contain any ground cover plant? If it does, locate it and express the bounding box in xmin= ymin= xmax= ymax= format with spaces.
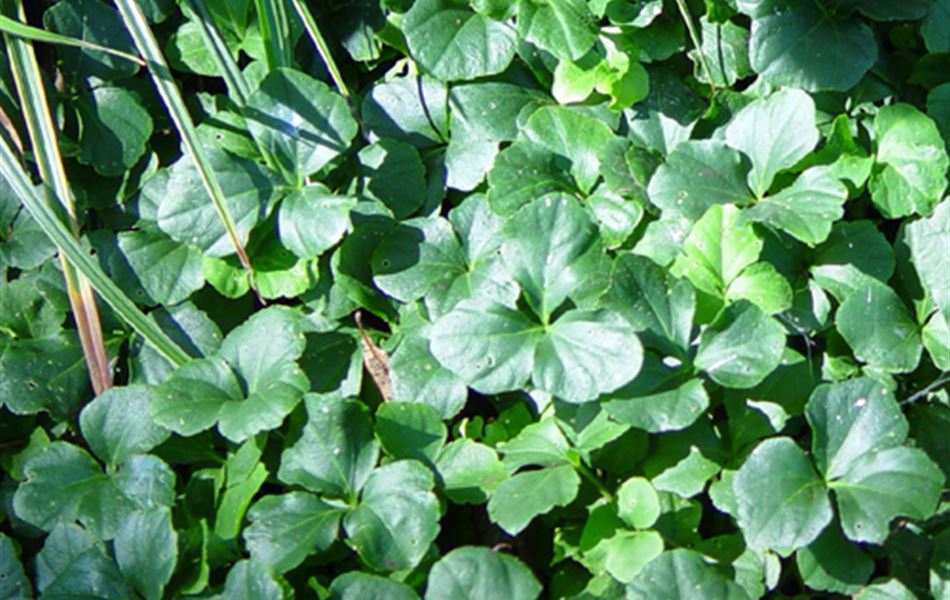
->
xmin=0 ymin=0 xmax=948 ymax=597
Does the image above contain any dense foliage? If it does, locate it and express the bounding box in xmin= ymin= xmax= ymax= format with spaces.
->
xmin=1 ymin=0 xmax=949 ymax=598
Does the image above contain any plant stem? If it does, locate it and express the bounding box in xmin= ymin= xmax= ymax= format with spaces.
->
xmin=255 ymin=0 xmax=292 ymax=70
xmin=674 ymin=0 xmax=717 ymax=95
xmin=288 ymin=0 xmax=350 ymax=99
xmin=575 ymin=461 xmax=614 ymax=502
xmin=903 ymin=374 xmax=950 ymax=405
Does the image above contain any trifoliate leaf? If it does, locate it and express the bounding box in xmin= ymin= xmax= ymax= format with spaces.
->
xmin=329 ymin=572 xmax=420 ymax=600
xmin=375 ymin=402 xmax=447 ymax=463
xmin=344 ymin=460 xmax=440 ymax=572
xmin=835 ymin=282 xmax=923 ymax=373
xmin=745 ymin=166 xmax=847 ymax=246
xmin=733 ymin=437 xmax=833 ymax=556
xmin=695 ymin=301 xmax=786 ymax=388
xmin=244 ymin=493 xmax=344 ymax=573
xmin=870 ymin=104 xmax=949 ymax=218
xmin=738 ymin=0 xmax=877 ymax=91
xmin=245 ymin=68 xmax=358 ymax=179
xmin=278 ymin=185 xmax=356 ymax=259
xmin=647 ymin=140 xmax=752 ymax=221
xmin=724 ymin=89 xmax=819 ymax=198
xmin=435 ymin=439 xmax=507 ymax=504
xmin=279 ymin=395 xmax=380 ymax=500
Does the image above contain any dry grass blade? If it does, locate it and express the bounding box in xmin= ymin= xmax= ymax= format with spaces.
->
xmin=355 ymin=311 xmax=394 ymax=401
xmin=3 ymin=5 xmax=112 ymax=394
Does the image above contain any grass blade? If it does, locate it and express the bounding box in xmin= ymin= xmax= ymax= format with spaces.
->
xmin=1 ymin=137 xmax=192 ymax=368
xmin=0 ymin=14 xmax=145 ymax=66
xmin=4 ymin=5 xmax=113 ymax=394
xmin=288 ymin=0 xmax=349 ymax=98
xmin=255 ymin=0 xmax=292 ymax=70
xmin=180 ymin=0 xmax=282 ymax=175
xmin=112 ymin=0 xmax=257 ymax=284
xmin=180 ymin=0 xmax=251 ymax=105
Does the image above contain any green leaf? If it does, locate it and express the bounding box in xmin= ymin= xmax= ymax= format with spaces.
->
xmin=696 ymin=301 xmax=786 ymax=388
xmin=359 ymin=139 xmax=428 ymax=219
xmin=744 ymin=166 xmax=847 ymax=246
xmin=425 ymin=546 xmax=542 ymax=600
xmin=389 ymin=322 xmax=467 ymax=419
xmin=435 ymin=439 xmax=507 ymax=504
xmin=372 ymin=217 xmax=467 ymax=303
xmin=647 ymin=140 xmax=752 ymax=221
xmin=430 ymin=300 xmax=541 ymax=394
xmin=627 ymin=67 xmax=705 ymax=155
xmin=0 ymin=535 xmax=29 ymax=598
xmin=487 ymin=464 xmax=581 ymax=535
xmin=795 ymin=522 xmax=873 ymax=595
xmin=499 ymin=418 xmax=572 ymax=470
xmin=691 ymin=16 xmax=751 ymax=87
xmin=76 ymin=86 xmax=152 ymax=177
xmin=855 ymin=580 xmax=917 ymax=600
xmin=35 ymin=523 xmax=133 ymax=599
xmin=811 ymin=221 xmax=895 ymax=302
xmin=219 ymin=560 xmax=285 ymax=600
xmin=487 ymin=141 xmax=577 ymax=216
xmin=279 ymin=394 xmax=380 ymax=500
xmin=278 ymin=185 xmax=356 ymax=259
xmin=671 ymin=204 xmax=762 ymax=298
xmin=79 ymin=385 xmax=170 ymax=466
xmin=117 ymin=226 xmax=205 ymax=306
xmin=905 ymin=200 xmax=950 ymax=320
xmin=605 ymin=253 xmax=695 ymax=356
xmin=44 ymin=0 xmax=140 ymax=81
xmin=518 ymin=0 xmax=597 ymax=61
xmin=922 ymin=0 xmax=950 ymax=53
xmin=245 ymin=67 xmax=358 ymax=179
xmin=114 ymin=508 xmax=178 ymax=600
xmin=344 ymin=460 xmax=440 ymax=572
xmin=602 ymin=530 xmax=665 ymax=584
xmin=362 ymin=74 xmax=448 ymax=148
xmin=923 ymin=309 xmax=950 ymax=370
xmin=626 ymin=549 xmax=752 ymax=600
xmin=617 ymin=476 xmax=661 ymax=529
xmin=835 ymin=282 xmax=923 ymax=373
xmin=739 ymin=0 xmax=877 ymax=91
xmin=402 ymin=0 xmax=516 ymax=82
xmin=533 ymin=309 xmax=644 ymax=403
xmin=605 ymin=377 xmax=710 ymax=433
xmin=523 ymin=106 xmax=616 ymax=194
xmin=13 ymin=441 xmax=134 ymax=539
xmin=724 ymin=89 xmax=819 ymax=198
xmin=501 ymin=194 xmax=607 ymax=319
xmin=153 ymin=307 xmax=308 ymax=441
xmin=375 ymin=402 xmax=447 ymax=463
xmin=653 ymin=446 xmax=721 ymax=499
xmin=0 ymin=333 xmax=88 ymax=418
xmin=725 ymin=262 xmax=793 ymax=316
xmin=158 ymin=146 xmax=274 ymax=258
xmin=806 ymin=378 xmax=906 ymax=480
xmin=869 ymin=104 xmax=949 ymax=218
xmin=733 ymin=437 xmax=832 ymax=556
xmin=244 ymin=493 xmax=344 ymax=573
xmin=329 ymin=572 xmax=420 ymax=600
xmin=832 ymin=447 xmax=945 ymax=544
